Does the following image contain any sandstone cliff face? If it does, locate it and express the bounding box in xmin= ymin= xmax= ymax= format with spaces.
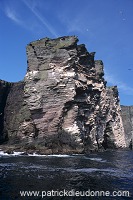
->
xmin=121 ymin=106 xmax=133 ymax=146
xmin=0 ymin=36 xmax=127 ymax=153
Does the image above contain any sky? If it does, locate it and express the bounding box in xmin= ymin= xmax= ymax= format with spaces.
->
xmin=0 ymin=0 xmax=133 ymax=105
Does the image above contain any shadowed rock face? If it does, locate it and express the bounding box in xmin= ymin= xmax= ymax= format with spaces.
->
xmin=0 ymin=36 xmax=127 ymax=153
xmin=121 ymin=106 xmax=133 ymax=147
xmin=0 ymin=80 xmax=11 ymax=143
xmin=3 ymin=81 xmax=33 ymax=145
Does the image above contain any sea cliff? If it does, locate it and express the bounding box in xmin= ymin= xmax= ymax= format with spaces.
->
xmin=0 ymin=36 xmax=131 ymax=154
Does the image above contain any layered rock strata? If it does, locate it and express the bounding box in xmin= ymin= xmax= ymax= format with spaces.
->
xmin=0 ymin=36 xmax=127 ymax=153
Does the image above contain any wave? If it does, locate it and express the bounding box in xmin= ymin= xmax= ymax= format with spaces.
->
xmin=0 ymin=151 xmax=106 ymax=163
xmin=0 ymin=152 xmax=106 ymax=163
xmin=0 ymin=151 xmax=79 ymax=158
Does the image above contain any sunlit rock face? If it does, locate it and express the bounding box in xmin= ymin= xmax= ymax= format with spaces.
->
xmin=0 ymin=36 xmax=127 ymax=153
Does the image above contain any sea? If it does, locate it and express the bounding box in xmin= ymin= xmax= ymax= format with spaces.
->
xmin=0 ymin=150 xmax=133 ymax=200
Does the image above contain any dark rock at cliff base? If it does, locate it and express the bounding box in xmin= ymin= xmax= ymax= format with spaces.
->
xmin=0 ymin=36 xmax=127 ymax=153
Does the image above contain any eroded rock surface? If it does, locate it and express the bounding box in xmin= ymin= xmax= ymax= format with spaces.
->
xmin=0 ymin=36 xmax=127 ymax=153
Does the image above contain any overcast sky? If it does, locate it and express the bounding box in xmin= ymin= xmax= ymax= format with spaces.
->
xmin=0 ymin=0 xmax=133 ymax=105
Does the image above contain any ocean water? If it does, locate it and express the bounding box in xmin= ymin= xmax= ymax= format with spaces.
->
xmin=0 ymin=150 xmax=133 ymax=200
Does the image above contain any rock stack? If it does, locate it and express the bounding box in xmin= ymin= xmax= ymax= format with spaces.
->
xmin=0 ymin=36 xmax=129 ymax=153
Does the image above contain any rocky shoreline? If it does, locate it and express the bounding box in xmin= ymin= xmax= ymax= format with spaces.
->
xmin=0 ymin=144 xmax=130 ymax=156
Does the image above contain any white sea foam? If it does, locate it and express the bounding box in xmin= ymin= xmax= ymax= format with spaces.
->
xmin=0 ymin=151 xmax=24 ymax=157
xmin=0 ymin=151 xmax=9 ymax=156
xmin=0 ymin=151 xmax=76 ymax=157
xmin=89 ymin=157 xmax=103 ymax=161
xmin=0 ymin=151 xmax=105 ymax=163
xmin=13 ymin=152 xmax=24 ymax=156
xmin=88 ymin=157 xmax=107 ymax=162
xmin=28 ymin=153 xmax=46 ymax=157
xmin=28 ymin=153 xmax=75 ymax=158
